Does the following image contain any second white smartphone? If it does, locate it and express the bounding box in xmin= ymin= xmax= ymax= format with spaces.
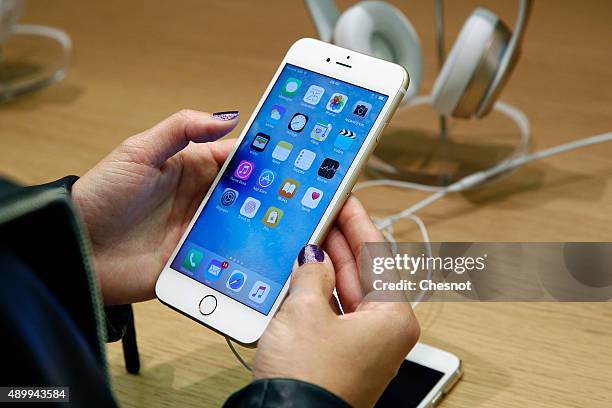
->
xmin=156 ymin=38 xmax=408 ymax=344
xmin=376 ymin=343 xmax=462 ymax=408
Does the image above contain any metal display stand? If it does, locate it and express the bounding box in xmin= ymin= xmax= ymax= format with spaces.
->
xmin=0 ymin=24 xmax=72 ymax=102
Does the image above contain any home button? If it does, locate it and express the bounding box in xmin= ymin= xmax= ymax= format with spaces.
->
xmin=199 ymin=295 xmax=217 ymax=315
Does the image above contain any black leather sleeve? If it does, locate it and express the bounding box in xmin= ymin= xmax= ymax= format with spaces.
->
xmin=28 ymin=175 xmax=135 ymax=343
xmin=223 ymin=379 xmax=352 ymax=408
xmin=0 ymin=176 xmax=118 ymax=406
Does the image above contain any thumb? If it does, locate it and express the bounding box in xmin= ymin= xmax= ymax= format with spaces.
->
xmin=128 ymin=109 xmax=239 ymax=167
xmin=288 ymin=245 xmax=336 ymax=309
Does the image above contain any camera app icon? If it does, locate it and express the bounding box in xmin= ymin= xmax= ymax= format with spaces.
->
xmin=352 ymin=101 xmax=372 ymax=118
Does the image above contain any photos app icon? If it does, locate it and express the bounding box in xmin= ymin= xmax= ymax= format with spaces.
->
xmin=326 ymin=93 xmax=348 ymax=113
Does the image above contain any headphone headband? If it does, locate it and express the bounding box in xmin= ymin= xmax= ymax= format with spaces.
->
xmin=304 ymin=0 xmax=340 ymax=43
xmin=305 ymin=0 xmax=532 ymax=116
xmin=476 ymin=0 xmax=532 ymax=116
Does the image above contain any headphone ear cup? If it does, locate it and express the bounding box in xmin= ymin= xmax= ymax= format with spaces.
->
xmin=333 ymin=1 xmax=423 ymax=103
xmin=432 ymin=8 xmax=510 ymax=118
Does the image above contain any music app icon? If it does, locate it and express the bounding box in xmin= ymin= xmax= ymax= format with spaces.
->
xmin=234 ymin=160 xmax=255 ymax=181
xmin=248 ymin=281 xmax=271 ymax=303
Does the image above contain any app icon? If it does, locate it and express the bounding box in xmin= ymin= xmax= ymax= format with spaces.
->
xmin=220 ymin=188 xmax=239 ymax=207
xmin=310 ymin=121 xmax=332 ymax=141
xmin=257 ymin=169 xmax=276 ymax=189
xmin=263 ymin=206 xmax=283 ymax=228
xmin=234 ymin=160 xmax=255 ymax=181
xmin=334 ymin=129 xmax=356 ymax=150
xmin=272 ymin=140 xmax=293 ymax=161
xmin=352 ymin=101 xmax=372 ymax=117
xmin=303 ymin=85 xmax=325 ymax=105
xmin=251 ymin=133 xmax=270 ymax=152
xmin=326 ymin=93 xmax=348 ymax=113
xmin=318 ymin=158 xmax=340 ymax=179
xmin=278 ymin=178 xmax=299 ymax=199
xmin=288 ymin=113 xmax=308 ymax=132
xmin=283 ymin=77 xmax=302 ymax=97
xmin=248 ymin=281 xmax=271 ymax=303
xmin=294 ymin=149 xmax=316 ymax=170
xmin=205 ymin=259 xmax=224 ymax=280
xmin=182 ymin=248 xmax=204 ymax=272
xmin=226 ymin=271 xmax=247 ymax=292
xmin=301 ymin=187 xmax=324 ymax=209
xmin=270 ymin=105 xmax=286 ymax=120
xmin=239 ymin=197 xmax=261 ymax=218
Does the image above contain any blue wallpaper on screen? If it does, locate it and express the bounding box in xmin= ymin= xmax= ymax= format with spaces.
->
xmin=171 ymin=63 xmax=388 ymax=314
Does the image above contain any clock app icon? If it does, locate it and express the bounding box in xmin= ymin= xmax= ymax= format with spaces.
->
xmin=288 ymin=113 xmax=308 ymax=133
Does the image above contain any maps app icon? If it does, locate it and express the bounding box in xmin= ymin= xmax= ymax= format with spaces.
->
xmin=310 ymin=121 xmax=332 ymax=141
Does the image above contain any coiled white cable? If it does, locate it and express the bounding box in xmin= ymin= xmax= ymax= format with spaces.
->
xmin=370 ymin=130 xmax=612 ymax=231
xmin=355 ymin=99 xmax=612 ymax=307
xmin=357 ymin=98 xmax=531 ymax=193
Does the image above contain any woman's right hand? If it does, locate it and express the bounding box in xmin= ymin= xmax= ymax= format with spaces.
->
xmin=254 ymin=197 xmax=420 ymax=408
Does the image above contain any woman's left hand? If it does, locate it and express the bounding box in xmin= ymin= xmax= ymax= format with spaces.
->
xmin=73 ymin=110 xmax=240 ymax=305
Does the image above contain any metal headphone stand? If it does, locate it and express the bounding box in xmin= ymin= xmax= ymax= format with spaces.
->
xmin=435 ymin=0 xmax=449 ymax=142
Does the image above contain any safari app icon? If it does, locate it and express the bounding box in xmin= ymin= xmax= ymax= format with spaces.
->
xmin=226 ymin=271 xmax=247 ymax=292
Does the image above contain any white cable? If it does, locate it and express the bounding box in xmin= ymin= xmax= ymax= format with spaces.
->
xmin=359 ymin=129 xmax=612 ymax=311
xmin=359 ymin=98 xmax=531 ymax=193
xmin=354 ymin=178 xmax=443 ymax=193
xmin=403 ymin=214 xmax=433 ymax=307
xmin=226 ymin=337 xmax=253 ymax=372
xmin=373 ymin=131 xmax=612 ymax=230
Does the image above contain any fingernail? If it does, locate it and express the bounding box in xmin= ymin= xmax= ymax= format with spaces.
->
xmin=213 ymin=111 xmax=239 ymax=121
xmin=298 ymin=244 xmax=325 ymax=266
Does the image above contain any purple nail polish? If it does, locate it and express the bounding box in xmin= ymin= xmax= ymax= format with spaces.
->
xmin=298 ymin=244 xmax=325 ymax=266
xmin=213 ymin=111 xmax=239 ymax=121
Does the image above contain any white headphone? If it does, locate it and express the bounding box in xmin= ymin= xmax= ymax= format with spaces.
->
xmin=305 ymin=0 xmax=532 ymax=118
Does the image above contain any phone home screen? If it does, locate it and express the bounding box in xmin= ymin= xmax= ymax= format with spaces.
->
xmin=171 ymin=63 xmax=388 ymax=314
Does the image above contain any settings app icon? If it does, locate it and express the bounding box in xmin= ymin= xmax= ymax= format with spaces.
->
xmin=220 ymin=188 xmax=239 ymax=207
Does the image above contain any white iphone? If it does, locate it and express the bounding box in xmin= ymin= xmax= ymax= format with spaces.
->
xmin=155 ymin=38 xmax=408 ymax=344
xmin=375 ymin=343 xmax=462 ymax=408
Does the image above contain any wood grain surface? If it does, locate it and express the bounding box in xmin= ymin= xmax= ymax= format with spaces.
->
xmin=1 ymin=1 xmax=611 ymax=407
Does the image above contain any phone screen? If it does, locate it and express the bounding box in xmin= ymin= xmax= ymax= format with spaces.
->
xmin=170 ymin=63 xmax=389 ymax=314
xmin=375 ymin=360 xmax=446 ymax=407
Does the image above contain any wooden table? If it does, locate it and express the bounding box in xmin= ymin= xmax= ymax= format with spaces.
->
xmin=2 ymin=1 xmax=611 ymax=407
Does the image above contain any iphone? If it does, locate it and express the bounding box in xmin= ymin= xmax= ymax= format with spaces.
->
xmin=156 ymin=38 xmax=408 ymax=344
